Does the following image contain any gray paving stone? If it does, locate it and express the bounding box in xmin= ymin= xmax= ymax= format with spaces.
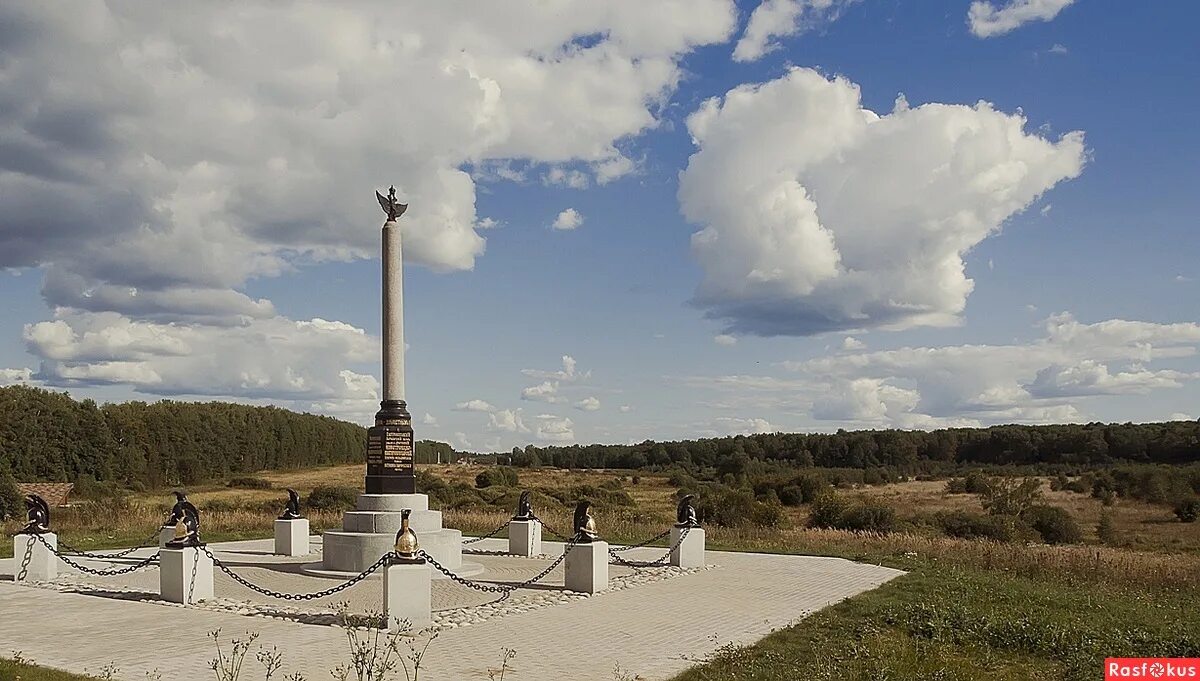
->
xmin=0 ymin=537 xmax=903 ymax=680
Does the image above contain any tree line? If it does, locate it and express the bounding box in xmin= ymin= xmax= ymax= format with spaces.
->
xmin=509 ymin=421 xmax=1200 ymax=472
xmin=0 ymin=385 xmax=370 ymax=486
xmin=0 ymin=386 xmax=471 ymax=486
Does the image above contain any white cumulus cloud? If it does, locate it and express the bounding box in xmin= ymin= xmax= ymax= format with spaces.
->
xmin=487 ymin=408 xmax=530 ymax=433
xmin=733 ymin=0 xmax=859 ymax=62
xmin=575 ymin=396 xmax=601 ymax=411
xmin=714 ymin=334 xmax=738 ymax=346
xmin=535 ymin=414 xmax=575 ymax=443
xmin=454 ymin=399 xmax=496 ymax=413
xmin=679 ymin=68 xmax=1086 ymax=336
xmin=24 ymin=311 xmax=378 ymax=400
xmin=522 ymin=355 xmax=590 ymax=382
xmin=0 ymin=2 xmax=736 ymax=412
xmin=0 ymin=368 xmax=35 ymax=386
xmin=968 ymin=0 xmax=1076 ymax=38
xmin=552 ymin=208 xmax=585 ymax=231
xmin=521 ymin=381 xmax=565 ymax=404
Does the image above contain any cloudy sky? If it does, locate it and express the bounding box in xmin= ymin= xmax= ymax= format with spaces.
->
xmin=1 ymin=1 xmax=1197 ymax=452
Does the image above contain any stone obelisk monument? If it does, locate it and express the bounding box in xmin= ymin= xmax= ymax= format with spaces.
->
xmin=367 ymin=186 xmax=415 ymax=494
xmin=315 ymin=187 xmax=472 ymax=578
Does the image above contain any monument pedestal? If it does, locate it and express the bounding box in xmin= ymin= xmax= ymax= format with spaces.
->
xmin=670 ymin=526 xmax=705 ymax=568
xmin=564 ymin=541 xmax=608 ymax=594
xmin=160 ymin=546 xmax=213 ymax=604
xmin=321 ymin=494 xmax=464 ymax=577
xmin=384 ymin=562 xmax=432 ymax=631
xmin=158 ymin=526 xmax=178 ymax=548
xmin=12 ymin=533 xmax=57 ymax=582
xmin=508 ymin=519 xmax=542 ymax=557
xmin=274 ymin=519 xmax=310 ymax=556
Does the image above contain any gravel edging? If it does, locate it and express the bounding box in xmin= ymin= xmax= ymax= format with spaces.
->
xmin=20 ymin=562 xmax=720 ymax=631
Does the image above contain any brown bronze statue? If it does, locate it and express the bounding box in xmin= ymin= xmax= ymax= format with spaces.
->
xmin=18 ymin=494 xmax=50 ymax=534
xmin=676 ymin=494 xmax=700 ymax=528
xmin=573 ymin=500 xmax=599 ymax=543
xmin=392 ymin=509 xmax=424 ymax=564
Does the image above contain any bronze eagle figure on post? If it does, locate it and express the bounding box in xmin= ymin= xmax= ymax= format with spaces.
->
xmin=376 ymin=185 xmax=408 ymax=222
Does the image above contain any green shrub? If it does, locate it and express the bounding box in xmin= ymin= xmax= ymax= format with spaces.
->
xmin=0 ymin=469 xmax=21 ymax=521
xmin=792 ymin=473 xmax=827 ymax=503
xmin=1097 ymin=510 xmax=1119 ymax=546
xmin=227 ymin=476 xmax=273 ymax=490
xmin=933 ymin=510 xmax=1031 ymax=543
xmin=778 ymin=485 xmax=805 ymax=506
xmin=474 ymin=467 xmax=520 ymax=489
xmin=838 ymin=499 xmax=896 ymax=533
xmin=695 ymin=487 xmax=784 ymax=528
xmin=807 ymin=492 xmax=850 ymax=529
xmin=72 ymin=473 xmax=127 ymax=500
xmin=807 ymin=493 xmax=896 ymax=534
xmin=1022 ymin=504 xmax=1082 ymax=544
xmin=1064 ymin=478 xmax=1090 ymax=494
xmin=668 ymin=470 xmax=695 ymax=487
xmin=945 ymin=471 xmax=992 ymax=495
xmin=982 ymin=477 xmax=1043 ymax=517
xmin=306 ymin=485 xmax=359 ymax=511
xmin=1174 ymin=497 xmax=1200 ymax=523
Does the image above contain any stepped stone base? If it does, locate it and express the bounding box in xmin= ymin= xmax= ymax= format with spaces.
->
xmin=320 ymin=493 xmax=463 ymax=579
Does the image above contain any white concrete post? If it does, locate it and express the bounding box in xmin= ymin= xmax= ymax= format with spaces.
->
xmin=384 ymin=562 xmax=432 ymax=631
xmin=12 ymin=533 xmax=57 ymax=582
xmin=670 ymin=526 xmax=705 ymax=568
xmin=508 ymin=519 xmax=542 ymax=557
xmin=160 ymin=546 xmax=214 ymax=604
xmin=274 ymin=518 xmax=310 ymax=556
xmin=382 ymin=219 xmax=405 ymax=402
xmin=564 ymin=541 xmax=608 ymax=594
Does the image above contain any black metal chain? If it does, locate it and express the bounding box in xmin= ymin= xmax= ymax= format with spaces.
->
xmin=200 ymin=545 xmax=389 ymax=601
xmin=58 ymin=529 xmax=161 ymax=559
xmin=17 ymin=535 xmax=34 ymax=581
xmin=188 ymin=547 xmax=200 ymax=604
xmin=529 ymin=515 xmax=572 ymax=541
xmin=421 ymin=532 xmax=582 ymax=602
xmin=462 ymin=520 xmax=511 ymax=545
xmin=608 ymin=527 xmax=673 ymax=553
xmin=609 ymin=526 xmax=691 ymax=568
xmin=33 ymin=533 xmax=160 ymax=575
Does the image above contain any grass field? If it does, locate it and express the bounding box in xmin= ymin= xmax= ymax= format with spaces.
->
xmin=3 ymin=463 xmax=1197 ymax=680
xmin=0 ymin=657 xmax=100 ymax=681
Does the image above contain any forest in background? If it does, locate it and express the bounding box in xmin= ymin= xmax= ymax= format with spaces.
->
xmin=0 ymin=385 xmax=451 ymax=487
xmin=510 ymin=420 xmax=1200 ymax=472
xmin=1 ymin=385 xmax=1197 ymax=488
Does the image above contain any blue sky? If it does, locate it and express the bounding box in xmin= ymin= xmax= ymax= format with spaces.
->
xmin=1 ymin=1 xmax=1197 ymax=452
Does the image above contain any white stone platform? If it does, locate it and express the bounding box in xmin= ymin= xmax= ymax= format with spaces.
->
xmin=320 ymin=493 xmax=466 ymax=578
xmin=0 ymin=535 xmax=904 ymax=680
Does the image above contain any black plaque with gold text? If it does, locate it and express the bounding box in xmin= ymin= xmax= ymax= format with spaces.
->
xmin=365 ymin=400 xmax=416 ymax=493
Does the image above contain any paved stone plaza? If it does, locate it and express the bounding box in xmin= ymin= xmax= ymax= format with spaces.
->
xmin=0 ymin=536 xmax=903 ymax=680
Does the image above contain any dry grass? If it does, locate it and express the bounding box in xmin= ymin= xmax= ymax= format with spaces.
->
xmin=854 ymin=477 xmax=1200 ymax=554
xmin=4 ymin=464 xmax=1197 ymax=591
